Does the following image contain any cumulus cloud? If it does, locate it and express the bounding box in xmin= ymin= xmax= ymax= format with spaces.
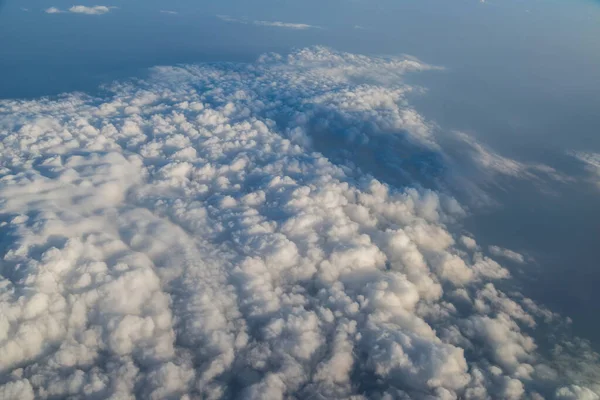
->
xmin=460 ymin=236 xmax=479 ymax=250
xmin=0 ymin=47 xmax=597 ymax=399
xmin=218 ymin=15 xmax=320 ymax=30
xmin=45 ymin=5 xmax=113 ymax=15
xmin=488 ymin=245 xmax=526 ymax=264
xmin=69 ymin=5 xmax=111 ymax=14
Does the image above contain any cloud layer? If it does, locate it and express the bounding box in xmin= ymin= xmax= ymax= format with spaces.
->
xmin=0 ymin=47 xmax=597 ymax=399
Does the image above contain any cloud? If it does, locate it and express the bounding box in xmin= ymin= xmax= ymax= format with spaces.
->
xmin=45 ymin=5 xmax=113 ymax=15
xmin=253 ymin=20 xmax=319 ymax=30
xmin=460 ymin=236 xmax=479 ymax=250
xmin=488 ymin=245 xmax=526 ymax=264
xmin=160 ymin=10 xmax=178 ymax=15
xmin=218 ymin=15 xmax=320 ymax=30
xmin=44 ymin=7 xmax=62 ymax=14
xmin=0 ymin=47 xmax=597 ymax=399
xmin=572 ymin=151 xmax=600 ymax=188
xmin=434 ymin=131 xmax=572 ymax=206
xmin=68 ymin=5 xmax=111 ymax=15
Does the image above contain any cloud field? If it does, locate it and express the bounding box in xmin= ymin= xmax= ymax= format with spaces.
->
xmin=0 ymin=48 xmax=598 ymax=399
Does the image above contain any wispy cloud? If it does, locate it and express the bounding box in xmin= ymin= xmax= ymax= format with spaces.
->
xmin=253 ymin=20 xmax=317 ymax=30
xmin=160 ymin=10 xmax=178 ymax=15
xmin=217 ymin=15 xmax=320 ymax=30
xmin=571 ymin=151 xmax=600 ymax=188
xmin=44 ymin=7 xmax=62 ymax=14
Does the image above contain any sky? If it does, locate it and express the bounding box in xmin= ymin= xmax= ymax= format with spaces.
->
xmin=1 ymin=1 xmax=600 ymax=399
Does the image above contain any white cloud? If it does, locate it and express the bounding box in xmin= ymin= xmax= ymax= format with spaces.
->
xmin=489 ymin=245 xmax=526 ymax=264
xmin=556 ymin=385 xmax=600 ymax=400
xmin=574 ymin=152 xmax=600 ymax=170
xmin=460 ymin=236 xmax=479 ymax=250
xmin=45 ymin=5 xmax=113 ymax=15
xmin=218 ymin=15 xmax=320 ymax=30
xmin=0 ymin=47 xmax=597 ymax=399
xmin=68 ymin=5 xmax=111 ymax=15
xmin=253 ymin=20 xmax=319 ymax=30
xmin=44 ymin=7 xmax=62 ymax=14
xmin=160 ymin=10 xmax=178 ymax=15
xmin=572 ymin=151 xmax=600 ymax=188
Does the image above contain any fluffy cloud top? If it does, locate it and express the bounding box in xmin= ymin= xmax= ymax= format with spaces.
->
xmin=0 ymin=47 xmax=597 ymax=399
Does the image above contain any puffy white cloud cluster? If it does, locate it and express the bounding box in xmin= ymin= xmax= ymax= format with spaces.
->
xmin=0 ymin=47 xmax=597 ymax=399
